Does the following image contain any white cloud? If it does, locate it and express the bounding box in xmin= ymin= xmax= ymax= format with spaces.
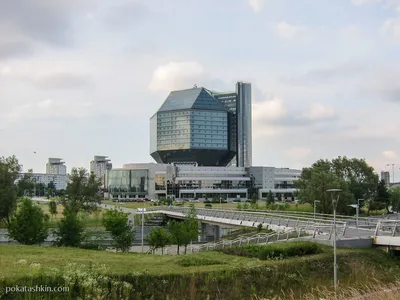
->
xmin=338 ymin=25 xmax=363 ymax=38
xmin=148 ymin=61 xmax=205 ymax=92
xmin=381 ymin=18 xmax=400 ymax=41
xmin=252 ymin=98 xmax=286 ymax=137
xmin=0 ymin=66 xmax=10 ymax=76
xmin=252 ymin=98 xmax=286 ymax=121
xmin=350 ymin=0 xmax=381 ymax=5
xmin=248 ymin=0 xmax=265 ymax=13
xmin=304 ymin=103 xmax=336 ymax=120
xmin=275 ymin=22 xmax=309 ymax=39
xmin=1 ymin=99 xmax=93 ymax=129
xmin=382 ymin=150 xmax=399 ymax=159
xmin=284 ymin=147 xmax=312 ymax=160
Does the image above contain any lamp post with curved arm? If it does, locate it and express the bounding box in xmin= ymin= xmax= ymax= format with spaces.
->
xmin=327 ymin=188 xmax=342 ymax=291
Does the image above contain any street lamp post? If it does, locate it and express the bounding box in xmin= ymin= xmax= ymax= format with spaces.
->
xmin=313 ymin=200 xmax=320 ymax=220
xmin=141 ymin=206 xmax=144 ymax=253
xmin=357 ymin=199 xmax=364 ymax=228
xmin=327 ymin=188 xmax=342 ymax=292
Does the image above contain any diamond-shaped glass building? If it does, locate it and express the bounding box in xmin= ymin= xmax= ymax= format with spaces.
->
xmin=150 ymin=82 xmax=252 ymax=167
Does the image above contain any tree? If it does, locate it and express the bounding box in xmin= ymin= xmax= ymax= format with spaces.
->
xmin=168 ymin=221 xmax=187 ymax=255
xmin=16 ymin=169 xmax=34 ymax=197
xmin=102 ymin=209 xmax=134 ymax=252
xmin=48 ymin=200 xmax=58 ymax=218
xmin=374 ymin=180 xmax=390 ymax=213
xmin=46 ymin=181 xmax=56 ymax=199
xmin=266 ymin=190 xmax=274 ymax=204
xmin=331 ymin=156 xmax=378 ymax=202
xmin=295 ymin=160 xmax=354 ymax=214
xmin=146 ymin=227 xmax=171 ymax=254
xmin=63 ymin=168 xmax=102 ymax=214
xmin=9 ymin=198 xmax=49 ymax=245
xmin=35 ymin=183 xmax=46 ymax=197
xmin=0 ymin=156 xmax=21 ymax=228
xmin=251 ymin=193 xmax=258 ymax=204
xmin=276 ymin=193 xmax=282 ymax=202
xmin=390 ymin=187 xmax=400 ymax=213
xmin=183 ymin=205 xmax=199 ymax=253
xmin=55 ymin=207 xmax=85 ymax=247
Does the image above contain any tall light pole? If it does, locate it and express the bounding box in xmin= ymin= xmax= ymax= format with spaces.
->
xmin=357 ymin=199 xmax=364 ymax=228
xmin=313 ymin=200 xmax=320 ymax=220
xmin=141 ymin=206 xmax=144 ymax=253
xmin=327 ymin=188 xmax=342 ymax=292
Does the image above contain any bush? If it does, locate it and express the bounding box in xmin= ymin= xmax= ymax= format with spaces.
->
xmin=219 ymin=242 xmax=323 ymax=260
xmin=177 ymin=256 xmax=226 ymax=267
xmin=205 ymin=203 xmax=212 ymax=208
xmin=55 ymin=208 xmax=85 ymax=247
xmin=78 ymin=243 xmax=107 ymax=251
xmin=9 ymin=198 xmax=49 ymax=245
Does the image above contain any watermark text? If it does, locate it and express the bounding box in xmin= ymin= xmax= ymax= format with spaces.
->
xmin=5 ymin=285 xmax=69 ymax=294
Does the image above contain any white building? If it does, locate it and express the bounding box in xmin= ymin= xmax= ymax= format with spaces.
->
xmin=247 ymin=166 xmax=301 ymax=200
xmin=106 ymin=163 xmax=300 ymax=201
xmin=18 ymin=173 xmax=68 ymax=191
xmin=46 ymin=158 xmax=67 ymax=175
xmin=381 ymin=171 xmax=390 ymax=187
xmin=174 ymin=164 xmax=250 ymax=200
xmin=90 ymin=156 xmax=112 ymax=187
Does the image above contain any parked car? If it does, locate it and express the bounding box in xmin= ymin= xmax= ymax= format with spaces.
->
xmin=232 ymin=199 xmax=241 ymax=203
xmin=135 ymin=199 xmax=144 ymax=203
xmin=150 ymin=199 xmax=159 ymax=203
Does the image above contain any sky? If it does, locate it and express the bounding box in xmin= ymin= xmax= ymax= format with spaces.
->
xmin=1 ymin=0 xmax=400 ymax=180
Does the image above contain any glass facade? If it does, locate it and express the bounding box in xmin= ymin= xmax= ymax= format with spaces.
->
xmin=177 ymin=179 xmax=250 ymax=190
xmin=108 ymin=169 xmax=148 ymax=197
xmin=236 ymin=82 xmax=252 ymax=168
xmin=150 ymin=87 xmax=235 ymax=166
xmin=156 ymin=110 xmax=228 ymax=151
xmin=155 ymin=173 xmax=166 ymax=190
xmin=150 ymin=113 xmax=158 ymax=154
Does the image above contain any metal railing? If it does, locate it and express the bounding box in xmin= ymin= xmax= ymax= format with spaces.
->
xmin=374 ymin=220 xmax=400 ymax=237
xmin=185 ymin=223 xmax=349 ymax=254
xmin=144 ymin=206 xmax=348 ymax=229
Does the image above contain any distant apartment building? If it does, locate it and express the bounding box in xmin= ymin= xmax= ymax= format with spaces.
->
xmin=18 ymin=173 xmax=68 ymax=191
xmin=381 ymin=171 xmax=390 ymax=186
xmin=90 ymin=156 xmax=112 ymax=187
xmin=46 ymin=158 xmax=67 ymax=175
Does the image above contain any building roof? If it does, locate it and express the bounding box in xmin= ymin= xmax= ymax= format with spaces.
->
xmin=158 ymin=87 xmax=227 ymax=112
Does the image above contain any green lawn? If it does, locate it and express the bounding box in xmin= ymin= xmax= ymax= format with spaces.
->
xmin=0 ymin=245 xmax=258 ymax=278
xmin=1 ymin=244 xmax=400 ymax=299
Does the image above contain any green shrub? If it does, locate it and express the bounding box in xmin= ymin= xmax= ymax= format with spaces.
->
xmin=219 ymin=242 xmax=323 ymax=260
xmin=177 ymin=256 xmax=226 ymax=267
xmin=205 ymin=203 xmax=212 ymax=208
xmin=78 ymin=243 xmax=107 ymax=251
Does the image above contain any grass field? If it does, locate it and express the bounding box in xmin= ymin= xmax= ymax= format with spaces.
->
xmin=1 ymin=244 xmax=400 ymax=299
xmin=0 ymin=202 xmax=105 ymax=229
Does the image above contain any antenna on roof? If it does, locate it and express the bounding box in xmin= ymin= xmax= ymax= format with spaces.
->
xmin=193 ymin=84 xmax=197 ymax=88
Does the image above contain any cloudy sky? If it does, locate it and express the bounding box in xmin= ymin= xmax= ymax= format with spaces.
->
xmin=1 ymin=0 xmax=400 ymax=179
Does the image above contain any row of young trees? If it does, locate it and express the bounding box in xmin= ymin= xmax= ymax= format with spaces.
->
xmin=146 ymin=205 xmax=199 ymax=255
xmin=16 ymin=169 xmax=63 ymax=198
xmin=0 ymin=155 xmax=134 ymax=249
xmin=295 ymin=156 xmax=395 ymax=215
